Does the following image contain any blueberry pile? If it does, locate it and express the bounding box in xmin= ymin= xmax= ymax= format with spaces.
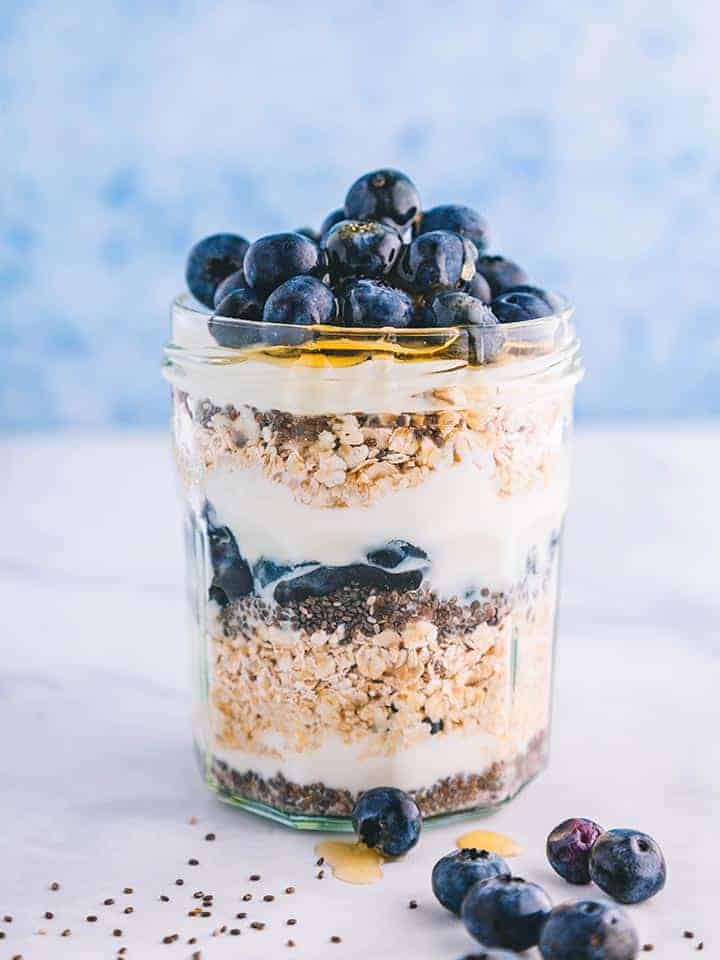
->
xmin=345 ymin=789 xmax=664 ymax=957
xmin=184 ymin=169 xmax=559 ymax=354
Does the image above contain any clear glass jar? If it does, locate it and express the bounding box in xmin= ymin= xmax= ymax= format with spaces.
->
xmin=163 ymin=296 xmax=582 ymax=829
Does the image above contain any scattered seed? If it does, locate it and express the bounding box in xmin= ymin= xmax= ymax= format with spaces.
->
xmin=162 ymin=932 xmax=179 ymax=943
xmin=175 ymin=878 xmax=184 ymax=886
xmin=192 ymin=952 xmax=201 ymax=960
xmin=160 ymin=895 xmax=170 ymax=902
xmin=409 ymin=899 xmax=418 ymax=909
xmin=104 ymin=898 xmax=115 ymax=906
xmin=4 ymin=916 xmax=13 ymax=922
xmin=188 ymin=815 xmax=198 ymax=825
xmin=641 ymin=947 xmax=655 ymax=953
xmin=61 ymin=929 xmax=71 ymax=937
xmin=123 ymin=906 xmax=133 ymax=915
xmin=44 ymin=911 xmax=54 ymax=919
xmin=284 ymin=886 xmax=295 ymax=894
xmin=0 ymin=932 xmax=4 ymax=939
xmin=188 ymin=858 xmax=199 ymax=866
xmin=50 ymin=882 xmax=61 ymax=891
xmin=236 ymin=912 xmax=247 ymax=919
xmin=37 ymin=928 xmax=48 ymax=935
xmin=286 ymin=940 xmax=295 ymax=948
xmin=204 ymin=833 xmax=215 ymax=841
xmin=242 ymin=893 xmax=252 ymax=902
xmin=249 ymin=874 xmax=261 ymax=882
xmin=122 ymin=887 xmax=133 ymax=895
xmin=201 ymin=911 xmax=211 ymax=918
xmin=113 ymin=928 xmax=122 ymax=937
xmin=118 ymin=949 xmax=127 ymax=956
xmin=263 ymin=894 xmax=275 ymax=902
xmin=316 ymin=857 xmax=325 ymax=866
xmin=188 ymin=937 xmax=197 ymax=945
xmin=11 ymin=954 xmax=22 ymax=960
xmin=697 ymin=944 xmax=704 ymax=952
xmin=230 ymin=928 xmax=241 ymax=935
xmin=86 ymin=915 xmax=97 ymax=923
xmin=287 ymin=918 xmax=297 ymax=926
xmin=684 ymin=931 xmax=695 ymax=939
xmin=250 ymin=921 xmax=266 ymax=930
xmin=330 ymin=935 xmax=342 ymax=943
xmin=316 ymin=870 xmax=325 ymax=879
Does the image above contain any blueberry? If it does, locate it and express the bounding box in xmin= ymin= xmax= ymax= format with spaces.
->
xmin=397 ymin=231 xmax=477 ymax=293
xmin=506 ymin=284 xmax=563 ymax=312
xmin=454 ymin=952 xmax=518 ymax=960
xmin=366 ymin=540 xmax=427 ymax=569
xmin=432 ymin=849 xmax=510 ymax=915
xmin=418 ymin=204 xmax=489 ymax=252
xmin=344 ymin=169 xmax=421 ymax=232
xmin=461 ymin=876 xmax=552 ymax=953
xmin=589 ymin=829 xmax=666 ymax=904
xmin=546 ymin=818 xmax=604 ymax=885
xmin=209 ymin=287 xmax=266 ymax=348
xmin=263 ymin=276 xmax=337 ymax=326
xmin=273 ymin=564 xmax=423 ymax=604
xmin=325 ymin=220 xmax=402 ymax=280
xmin=425 ymin=291 xmax=495 ymax=327
xmin=212 ymin=287 xmax=264 ymax=322
xmin=351 ymin=787 xmax=421 ymax=858
xmin=539 ymin=900 xmax=639 ymax=960
xmin=476 ymin=255 xmax=527 ymax=297
xmin=204 ymin=506 xmax=253 ymax=605
xmin=491 ymin=290 xmax=550 ymax=323
xmin=243 ymin=232 xmax=325 ymax=294
xmin=186 ymin=233 xmax=249 ymax=308
xmin=213 ymin=269 xmax=248 ymax=308
xmin=296 ymin=226 xmax=320 ymax=242
xmin=464 ymin=272 xmax=492 ymax=303
xmin=320 ymin=208 xmax=346 ymax=239
xmin=340 ymin=279 xmax=416 ymax=328
xmin=252 ymin=558 xmax=295 ymax=589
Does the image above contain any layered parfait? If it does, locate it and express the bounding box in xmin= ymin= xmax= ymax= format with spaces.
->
xmin=164 ymin=169 xmax=582 ymax=826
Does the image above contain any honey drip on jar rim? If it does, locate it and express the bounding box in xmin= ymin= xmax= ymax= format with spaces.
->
xmin=314 ymin=841 xmax=384 ymax=884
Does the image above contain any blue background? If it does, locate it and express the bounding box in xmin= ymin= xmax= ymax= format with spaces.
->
xmin=1 ymin=0 xmax=718 ymax=430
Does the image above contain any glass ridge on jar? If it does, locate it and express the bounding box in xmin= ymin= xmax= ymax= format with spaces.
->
xmin=163 ymin=295 xmax=583 ymax=830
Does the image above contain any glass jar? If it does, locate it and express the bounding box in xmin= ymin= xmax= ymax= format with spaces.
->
xmin=163 ymin=296 xmax=582 ymax=829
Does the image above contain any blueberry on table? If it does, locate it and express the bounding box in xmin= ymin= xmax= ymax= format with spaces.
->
xmin=589 ymin=829 xmax=666 ymax=904
xmin=263 ymin=276 xmax=337 ymax=326
xmin=425 ymin=291 xmax=495 ymax=327
xmin=464 ymin=272 xmax=492 ymax=303
xmin=351 ymin=787 xmax=421 ymax=858
xmin=455 ymin=951 xmax=518 ymax=960
xmin=539 ymin=900 xmax=639 ymax=960
xmin=491 ymin=290 xmax=550 ymax=323
xmin=320 ymin=208 xmax=347 ymax=239
xmin=213 ymin=268 xmax=248 ymax=308
xmin=418 ymin=204 xmax=489 ymax=252
xmin=546 ymin=818 xmax=604 ymax=884
xmin=243 ymin=232 xmax=325 ymax=294
xmin=476 ymin=254 xmax=528 ymax=297
xmin=185 ymin=233 xmax=249 ymax=308
xmin=344 ymin=169 xmax=421 ymax=232
xmin=340 ymin=279 xmax=416 ymax=328
xmin=461 ymin=875 xmax=552 ymax=952
xmin=397 ymin=231 xmax=477 ymax=293
xmin=432 ymin=849 xmax=510 ymax=915
xmin=325 ymin=219 xmax=402 ymax=280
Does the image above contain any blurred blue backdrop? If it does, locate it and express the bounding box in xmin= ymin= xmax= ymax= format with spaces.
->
xmin=1 ymin=0 xmax=718 ymax=429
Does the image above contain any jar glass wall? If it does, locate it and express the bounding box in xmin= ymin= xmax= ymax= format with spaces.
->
xmin=164 ymin=296 xmax=582 ymax=829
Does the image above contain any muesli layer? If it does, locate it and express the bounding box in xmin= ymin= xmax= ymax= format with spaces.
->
xmin=173 ymin=387 xmax=570 ymax=508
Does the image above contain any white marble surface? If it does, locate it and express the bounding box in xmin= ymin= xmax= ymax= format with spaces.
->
xmin=1 ymin=427 xmax=718 ymax=959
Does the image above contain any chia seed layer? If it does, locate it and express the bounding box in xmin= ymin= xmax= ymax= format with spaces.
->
xmin=208 ymin=730 xmax=548 ymax=819
xmin=219 ymin=582 xmax=510 ymax=643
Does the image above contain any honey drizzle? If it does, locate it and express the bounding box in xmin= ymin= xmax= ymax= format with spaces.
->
xmin=456 ymin=829 xmax=522 ymax=857
xmin=314 ymin=841 xmax=385 ymax=885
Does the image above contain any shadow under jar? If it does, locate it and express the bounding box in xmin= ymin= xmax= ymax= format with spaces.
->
xmin=163 ymin=295 xmax=583 ymax=830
